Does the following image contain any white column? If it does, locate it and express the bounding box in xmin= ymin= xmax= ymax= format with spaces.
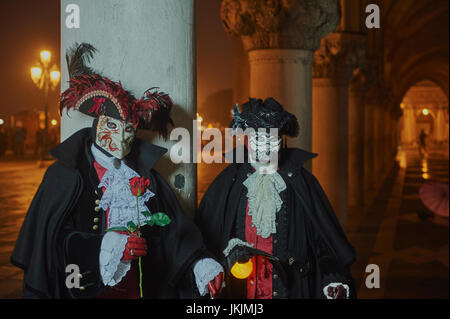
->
xmin=248 ymin=50 xmax=314 ymax=153
xmin=220 ymin=0 xmax=340 ymax=173
xmin=435 ymin=108 xmax=446 ymax=143
xmin=61 ymin=0 xmax=197 ymax=215
xmin=348 ymin=80 xmax=365 ymax=208
xmin=312 ymin=78 xmax=349 ymax=226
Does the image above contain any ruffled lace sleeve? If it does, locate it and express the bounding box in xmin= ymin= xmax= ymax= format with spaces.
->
xmin=193 ymin=258 xmax=224 ymax=296
xmin=99 ymin=231 xmax=131 ymax=286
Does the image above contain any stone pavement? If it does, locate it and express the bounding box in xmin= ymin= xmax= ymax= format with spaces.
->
xmin=0 ymin=160 xmax=48 ymax=298
xmin=349 ymin=151 xmax=449 ymax=298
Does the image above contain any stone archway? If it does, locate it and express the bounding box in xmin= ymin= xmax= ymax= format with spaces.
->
xmin=399 ymin=80 xmax=449 ymax=151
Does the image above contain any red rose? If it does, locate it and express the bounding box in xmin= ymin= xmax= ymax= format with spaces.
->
xmin=129 ymin=176 xmax=150 ymax=197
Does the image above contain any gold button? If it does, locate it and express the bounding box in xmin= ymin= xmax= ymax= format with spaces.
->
xmin=94 ymin=206 xmax=100 ymax=212
xmin=93 ymin=217 xmax=99 ymax=223
xmin=79 ymin=286 xmax=85 ymax=290
xmin=273 ymin=291 xmax=278 ymax=297
xmin=78 ymin=274 xmax=83 ymax=279
xmin=274 ymin=239 xmax=278 ymax=244
xmin=95 ymin=199 xmax=100 ymax=205
xmin=95 ymin=190 xmax=98 ymax=195
xmin=250 ymin=280 xmax=254 ymax=285
xmin=287 ymin=172 xmax=293 ymax=177
xmin=273 ymin=274 xmax=278 ymax=279
xmin=92 ymin=225 xmax=99 ymax=230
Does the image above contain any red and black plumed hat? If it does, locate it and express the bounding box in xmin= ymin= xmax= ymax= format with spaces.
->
xmin=60 ymin=43 xmax=173 ymax=138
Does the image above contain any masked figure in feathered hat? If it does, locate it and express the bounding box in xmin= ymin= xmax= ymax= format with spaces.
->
xmin=196 ymin=98 xmax=357 ymax=299
xmin=12 ymin=43 xmax=224 ymax=299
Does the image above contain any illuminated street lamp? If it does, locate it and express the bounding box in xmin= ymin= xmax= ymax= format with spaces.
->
xmin=30 ymin=50 xmax=60 ymax=160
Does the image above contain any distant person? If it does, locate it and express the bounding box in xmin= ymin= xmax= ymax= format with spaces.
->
xmin=419 ymin=129 xmax=428 ymax=157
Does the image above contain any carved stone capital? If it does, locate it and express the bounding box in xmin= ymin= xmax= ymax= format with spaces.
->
xmin=312 ymin=32 xmax=366 ymax=86
xmin=350 ymin=57 xmax=379 ymax=94
xmin=220 ymin=0 xmax=341 ymax=52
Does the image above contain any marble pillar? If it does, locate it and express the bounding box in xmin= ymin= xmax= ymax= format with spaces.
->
xmin=221 ymin=0 xmax=341 ymax=167
xmin=312 ymin=32 xmax=365 ymax=226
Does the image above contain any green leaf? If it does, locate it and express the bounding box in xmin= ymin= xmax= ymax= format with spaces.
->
xmin=106 ymin=226 xmax=129 ymax=232
xmin=127 ymin=221 xmax=137 ymax=232
xmin=145 ymin=219 xmax=155 ymax=227
xmin=151 ymin=212 xmax=171 ymax=227
xmin=141 ymin=211 xmax=151 ymax=218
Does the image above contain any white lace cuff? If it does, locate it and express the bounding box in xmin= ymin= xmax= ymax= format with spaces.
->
xmin=193 ymin=258 xmax=224 ymax=296
xmin=99 ymin=231 xmax=131 ymax=287
xmin=223 ymin=238 xmax=254 ymax=257
xmin=323 ymin=282 xmax=350 ymax=299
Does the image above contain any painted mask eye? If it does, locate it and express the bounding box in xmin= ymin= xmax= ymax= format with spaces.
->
xmin=107 ymin=121 xmax=117 ymax=129
xmin=125 ymin=126 xmax=134 ymax=133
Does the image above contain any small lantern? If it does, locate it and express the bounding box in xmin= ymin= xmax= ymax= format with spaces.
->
xmin=230 ymin=258 xmax=253 ymax=279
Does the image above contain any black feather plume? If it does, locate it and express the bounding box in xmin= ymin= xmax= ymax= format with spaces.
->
xmin=65 ymin=42 xmax=97 ymax=78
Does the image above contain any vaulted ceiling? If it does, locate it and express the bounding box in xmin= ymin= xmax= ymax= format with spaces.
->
xmin=382 ymin=0 xmax=449 ymax=104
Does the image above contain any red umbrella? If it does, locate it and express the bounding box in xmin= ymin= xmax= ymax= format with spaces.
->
xmin=419 ymin=183 xmax=449 ymax=218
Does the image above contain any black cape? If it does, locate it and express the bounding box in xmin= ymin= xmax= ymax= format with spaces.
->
xmin=11 ymin=128 xmax=207 ymax=298
xmin=196 ymin=148 xmax=357 ymax=298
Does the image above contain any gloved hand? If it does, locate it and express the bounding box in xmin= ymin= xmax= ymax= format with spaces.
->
xmin=207 ymin=272 xmax=224 ymax=299
xmin=326 ymin=284 xmax=348 ymax=299
xmin=121 ymin=235 xmax=147 ymax=261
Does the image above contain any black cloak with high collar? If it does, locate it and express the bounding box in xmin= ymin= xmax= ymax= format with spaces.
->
xmin=195 ymin=147 xmax=358 ymax=299
xmin=11 ymin=128 xmax=207 ymax=299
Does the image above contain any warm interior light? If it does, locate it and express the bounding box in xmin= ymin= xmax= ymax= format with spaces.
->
xmin=50 ymin=70 xmax=61 ymax=85
xmin=40 ymin=50 xmax=51 ymax=64
xmin=51 ymin=119 xmax=58 ymax=126
xmin=31 ymin=67 xmax=43 ymax=83
xmin=196 ymin=113 xmax=203 ymax=122
xmin=0 ymin=119 xmax=4 ymax=125
xmin=422 ymin=109 xmax=429 ymax=115
xmin=230 ymin=259 xmax=253 ymax=279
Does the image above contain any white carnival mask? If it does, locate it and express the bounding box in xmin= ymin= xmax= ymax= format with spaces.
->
xmin=95 ymin=115 xmax=136 ymax=159
xmin=248 ymin=130 xmax=281 ymax=164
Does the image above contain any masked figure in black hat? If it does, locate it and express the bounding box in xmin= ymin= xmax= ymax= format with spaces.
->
xmin=11 ymin=43 xmax=224 ymax=299
xmin=196 ymin=98 xmax=357 ymax=299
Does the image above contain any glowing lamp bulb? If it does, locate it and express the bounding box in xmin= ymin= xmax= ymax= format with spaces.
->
xmin=50 ymin=70 xmax=60 ymax=84
xmin=230 ymin=259 xmax=253 ymax=279
xmin=40 ymin=50 xmax=51 ymax=64
xmin=31 ymin=67 xmax=43 ymax=83
xmin=51 ymin=119 xmax=58 ymax=126
xmin=422 ymin=109 xmax=429 ymax=115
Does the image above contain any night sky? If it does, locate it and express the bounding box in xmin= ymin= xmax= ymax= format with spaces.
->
xmin=0 ymin=0 xmax=60 ymax=121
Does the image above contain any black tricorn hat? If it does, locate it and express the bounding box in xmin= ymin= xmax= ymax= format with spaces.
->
xmin=230 ymin=97 xmax=299 ymax=137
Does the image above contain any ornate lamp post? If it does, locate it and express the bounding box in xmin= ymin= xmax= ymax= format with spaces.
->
xmin=30 ymin=50 xmax=60 ymax=160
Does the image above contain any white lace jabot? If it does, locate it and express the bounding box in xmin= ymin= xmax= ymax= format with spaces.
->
xmin=91 ymin=145 xmax=155 ymax=228
xmin=243 ymin=162 xmax=286 ymax=238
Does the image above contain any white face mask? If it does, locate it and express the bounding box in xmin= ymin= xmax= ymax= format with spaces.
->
xmin=248 ymin=130 xmax=281 ymax=164
xmin=95 ymin=115 xmax=136 ymax=159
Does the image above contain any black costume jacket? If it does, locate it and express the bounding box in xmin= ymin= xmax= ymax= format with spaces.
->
xmin=196 ymin=148 xmax=357 ymax=299
xmin=11 ymin=128 xmax=207 ymax=299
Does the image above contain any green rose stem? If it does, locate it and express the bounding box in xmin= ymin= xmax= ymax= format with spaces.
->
xmin=135 ymin=195 xmax=143 ymax=299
